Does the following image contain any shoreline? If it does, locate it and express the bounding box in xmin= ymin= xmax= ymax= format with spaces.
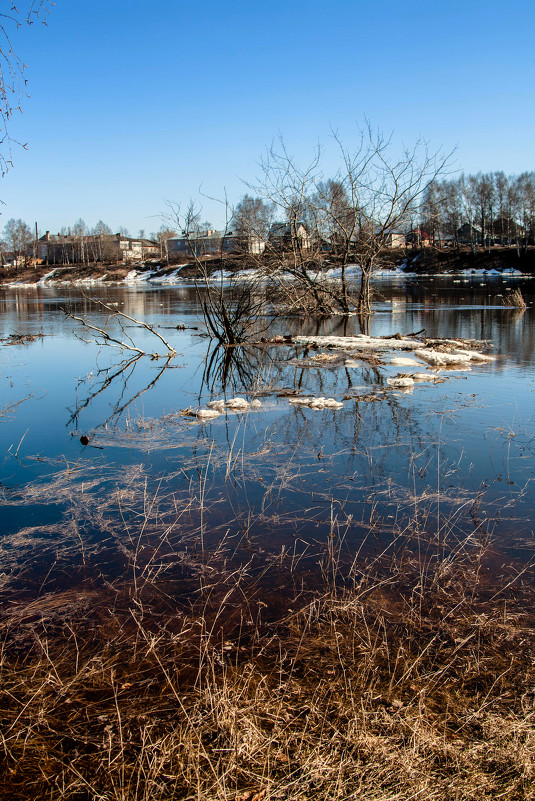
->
xmin=1 ymin=247 xmax=534 ymax=288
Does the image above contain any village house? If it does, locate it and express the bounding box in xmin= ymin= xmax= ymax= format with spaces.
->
xmin=406 ymin=228 xmax=432 ymax=248
xmin=267 ymin=221 xmax=311 ymax=252
xmin=223 ymin=232 xmax=266 ymax=255
xmin=36 ymin=232 xmax=159 ymax=265
xmin=167 ymin=230 xmax=223 ymax=259
xmin=167 ymin=230 xmax=266 ymax=260
xmin=490 ymin=217 xmax=527 ymax=245
xmin=383 ymin=230 xmax=406 ymax=248
xmin=457 ymin=223 xmax=482 ymax=246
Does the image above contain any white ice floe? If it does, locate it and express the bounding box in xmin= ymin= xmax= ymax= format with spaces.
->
xmin=289 ymin=396 xmax=343 ymax=410
xmin=414 ymin=347 xmax=494 ymax=366
xmin=387 ymin=377 xmax=415 ymax=387
xmin=321 ymin=398 xmax=344 ymax=409
xmin=412 ymin=373 xmax=442 ymax=382
xmin=390 ymin=357 xmax=420 ymax=366
xmin=224 ymin=397 xmax=249 ymax=411
xmin=37 ymin=269 xmax=59 ymax=284
xmin=196 ymin=409 xmax=221 ymax=420
xmin=449 ymin=348 xmax=495 ymax=363
xmin=124 ymin=269 xmax=154 ymax=284
xmin=457 ymin=268 xmax=524 ymax=276
xmin=414 ymin=349 xmax=472 ymax=366
xmin=251 ymin=399 xmax=262 ymax=408
xmin=295 ymin=335 xmax=421 ymax=351
xmin=73 ymin=275 xmax=109 ymax=285
xmin=207 ymin=400 xmax=226 ymax=411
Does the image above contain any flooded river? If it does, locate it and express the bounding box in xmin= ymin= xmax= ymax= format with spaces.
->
xmin=1 ymin=275 xmax=535 ymax=599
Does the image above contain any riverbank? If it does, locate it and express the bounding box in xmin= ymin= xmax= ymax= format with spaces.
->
xmin=1 ymin=246 xmax=534 ymax=287
xmin=2 ymin=512 xmax=534 ymax=801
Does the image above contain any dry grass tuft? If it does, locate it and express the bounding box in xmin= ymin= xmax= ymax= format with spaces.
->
xmin=503 ymin=289 xmax=527 ymax=308
xmin=1 ymin=529 xmax=535 ymax=801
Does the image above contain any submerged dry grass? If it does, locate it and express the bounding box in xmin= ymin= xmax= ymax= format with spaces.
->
xmin=2 ymin=398 xmax=535 ymax=799
xmin=1 ymin=518 xmax=534 ymax=801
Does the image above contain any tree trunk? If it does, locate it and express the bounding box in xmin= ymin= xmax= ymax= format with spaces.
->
xmin=358 ymin=263 xmax=372 ymax=315
xmin=339 ymin=257 xmax=350 ymax=315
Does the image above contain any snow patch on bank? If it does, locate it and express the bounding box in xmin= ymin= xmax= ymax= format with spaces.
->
xmin=455 ymin=267 xmax=525 ymax=277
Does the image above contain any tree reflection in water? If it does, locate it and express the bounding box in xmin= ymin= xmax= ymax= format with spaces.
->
xmin=67 ymin=353 xmax=176 ymax=430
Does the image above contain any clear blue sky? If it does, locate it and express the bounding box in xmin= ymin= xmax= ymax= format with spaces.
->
xmin=2 ymin=0 xmax=534 ymax=236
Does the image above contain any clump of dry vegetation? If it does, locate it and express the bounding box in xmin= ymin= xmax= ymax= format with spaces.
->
xmin=1 ymin=517 xmax=534 ymax=801
xmin=503 ymin=288 xmax=527 ymax=308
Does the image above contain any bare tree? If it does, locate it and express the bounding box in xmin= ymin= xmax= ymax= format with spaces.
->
xmin=333 ymin=124 xmax=452 ymax=314
xmin=231 ymin=194 xmax=273 ymax=254
xmin=420 ymin=181 xmax=444 ymax=245
xmin=516 ymin=172 xmax=535 ymax=251
xmin=164 ymin=200 xmax=267 ymax=346
xmin=253 ymin=141 xmax=349 ymax=315
xmin=254 ymin=127 xmax=451 ymax=316
xmin=3 ymin=217 xmax=32 ymax=269
xmin=72 ymin=218 xmax=89 ymax=265
xmin=0 ymin=2 xmax=52 ymax=175
xmin=469 ymin=173 xmax=495 ymax=250
xmin=313 ymin=177 xmax=360 ymax=313
xmin=151 ymin=225 xmax=177 ymax=263
xmin=92 ymin=220 xmax=113 ymax=236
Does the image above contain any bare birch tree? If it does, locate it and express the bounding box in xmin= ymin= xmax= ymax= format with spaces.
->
xmin=3 ymin=217 xmax=32 ymax=268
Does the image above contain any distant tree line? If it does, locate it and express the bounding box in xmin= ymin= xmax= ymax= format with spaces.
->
xmin=4 ymin=171 xmax=534 ymax=273
xmin=3 ymin=127 xmax=534 ymax=316
xmin=228 ymin=171 xmax=535 ymax=255
xmin=418 ymin=171 xmax=535 ymax=250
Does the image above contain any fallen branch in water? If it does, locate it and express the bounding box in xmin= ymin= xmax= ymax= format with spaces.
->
xmin=1 ymin=332 xmax=45 ymax=346
xmin=62 ymin=296 xmax=177 ymax=357
xmin=63 ymin=308 xmax=145 ymax=354
xmin=88 ymin=297 xmax=177 ymax=355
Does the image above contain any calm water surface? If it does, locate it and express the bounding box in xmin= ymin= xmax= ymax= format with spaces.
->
xmin=1 ymin=276 xmax=534 ymax=597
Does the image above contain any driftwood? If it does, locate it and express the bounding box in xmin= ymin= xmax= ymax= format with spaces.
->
xmin=63 ymin=296 xmax=177 ymax=357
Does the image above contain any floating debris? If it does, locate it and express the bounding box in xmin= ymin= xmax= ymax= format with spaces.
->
xmin=2 ymin=332 xmax=45 ymax=346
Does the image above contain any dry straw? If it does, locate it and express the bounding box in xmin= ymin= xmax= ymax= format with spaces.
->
xmin=1 ymin=484 xmax=535 ymax=800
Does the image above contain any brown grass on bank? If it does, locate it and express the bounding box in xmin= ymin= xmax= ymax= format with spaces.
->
xmin=1 ymin=529 xmax=535 ymax=801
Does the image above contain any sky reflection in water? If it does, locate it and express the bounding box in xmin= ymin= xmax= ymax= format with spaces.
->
xmin=1 ymin=277 xmax=534 ymax=597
